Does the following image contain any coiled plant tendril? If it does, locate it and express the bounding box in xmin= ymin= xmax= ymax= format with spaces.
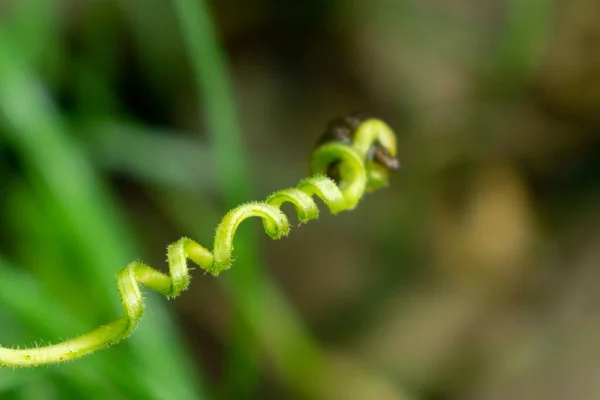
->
xmin=0 ymin=114 xmax=399 ymax=367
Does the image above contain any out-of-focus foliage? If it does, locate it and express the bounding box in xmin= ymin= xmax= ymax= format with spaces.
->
xmin=0 ymin=0 xmax=599 ymax=399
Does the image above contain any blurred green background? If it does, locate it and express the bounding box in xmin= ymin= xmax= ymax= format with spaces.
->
xmin=1 ymin=0 xmax=599 ymax=399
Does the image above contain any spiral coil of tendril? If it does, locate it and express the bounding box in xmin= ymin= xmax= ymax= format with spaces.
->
xmin=0 ymin=115 xmax=399 ymax=367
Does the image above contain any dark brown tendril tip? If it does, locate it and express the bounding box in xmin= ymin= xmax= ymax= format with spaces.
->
xmin=370 ymin=144 xmax=401 ymax=172
xmin=316 ymin=113 xmax=401 ymax=182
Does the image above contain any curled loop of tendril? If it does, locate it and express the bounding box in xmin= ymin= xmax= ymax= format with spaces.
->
xmin=0 ymin=115 xmax=399 ymax=367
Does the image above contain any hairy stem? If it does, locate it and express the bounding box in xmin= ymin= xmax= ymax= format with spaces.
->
xmin=0 ymin=117 xmax=398 ymax=368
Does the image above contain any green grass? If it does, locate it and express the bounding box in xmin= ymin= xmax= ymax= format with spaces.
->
xmin=172 ymin=0 xmax=324 ymax=397
xmin=0 ymin=0 xmax=324 ymax=398
xmin=0 ymin=24 xmax=206 ymax=399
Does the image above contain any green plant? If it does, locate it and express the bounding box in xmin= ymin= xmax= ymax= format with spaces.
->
xmin=0 ymin=114 xmax=399 ymax=368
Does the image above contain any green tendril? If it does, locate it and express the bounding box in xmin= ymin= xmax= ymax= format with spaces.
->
xmin=0 ymin=116 xmax=399 ymax=368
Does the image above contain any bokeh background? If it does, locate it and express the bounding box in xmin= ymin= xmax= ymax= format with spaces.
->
xmin=1 ymin=0 xmax=599 ymax=399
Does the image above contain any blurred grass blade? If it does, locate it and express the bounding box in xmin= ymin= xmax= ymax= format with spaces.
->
xmin=84 ymin=120 xmax=287 ymax=194
xmin=170 ymin=0 xmax=263 ymax=395
xmin=6 ymin=0 xmax=62 ymax=81
xmin=86 ymin=120 xmax=218 ymax=192
xmin=490 ymin=0 xmax=555 ymax=91
xmin=170 ymin=0 xmax=327 ymax=396
xmin=0 ymin=32 xmax=129 ymax=317
xmin=0 ymin=29 xmax=206 ymax=399
xmin=170 ymin=0 xmax=252 ymax=204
